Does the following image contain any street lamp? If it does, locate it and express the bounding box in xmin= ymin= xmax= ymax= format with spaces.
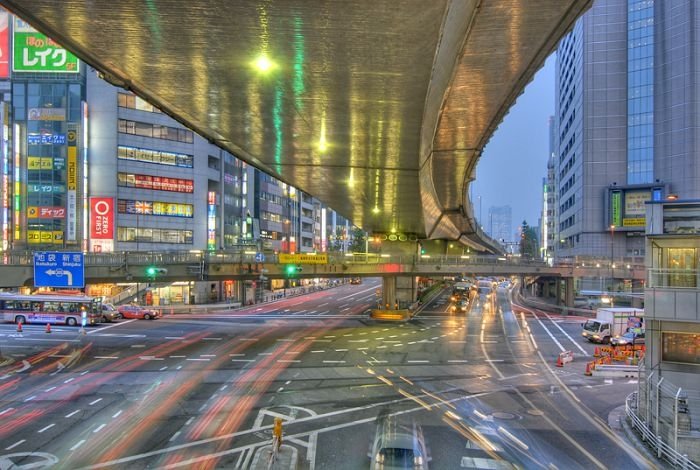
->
xmin=609 ymin=224 xmax=615 ymax=305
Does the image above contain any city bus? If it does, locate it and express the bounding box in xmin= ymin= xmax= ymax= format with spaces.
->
xmin=0 ymin=292 xmax=102 ymax=326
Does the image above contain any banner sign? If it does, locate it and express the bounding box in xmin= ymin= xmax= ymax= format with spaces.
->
xmin=90 ymin=197 xmax=114 ymax=240
xmin=12 ymin=18 xmax=79 ymax=73
xmin=278 ymin=253 xmax=328 ymax=265
xmin=0 ymin=10 xmax=9 ymax=78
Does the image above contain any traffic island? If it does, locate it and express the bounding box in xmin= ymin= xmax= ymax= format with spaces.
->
xmin=369 ymin=309 xmax=412 ymax=322
xmin=250 ymin=444 xmax=297 ymax=469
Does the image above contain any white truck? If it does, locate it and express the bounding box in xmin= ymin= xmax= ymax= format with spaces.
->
xmin=581 ymin=307 xmax=644 ymax=344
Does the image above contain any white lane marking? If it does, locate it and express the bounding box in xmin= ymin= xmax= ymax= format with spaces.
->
xmin=95 ymin=356 xmax=119 ymax=360
xmin=38 ymin=423 xmax=55 ymax=433
xmin=541 ymin=311 xmax=589 ymax=356
xmin=0 ymin=408 xmax=14 ymax=416
xmin=165 ymin=336 xmax=185 ymax=340
xmin=313 ymin=340 xmax=331 ymax=343
xmin=6 ymin=439 xmax=25 ymax=450
xmin=65 ymin=410 xmax=80 ymax=418
xmin=238 ymin=338 xmax=258 ymax=341
xmin=112 ymin=410 xmax=123 ymax=419
xmin=131 ymin=345 xmax=146 ymax=348
xmin=185 ymin=417 xmax=194 ymax=426
xmin=170 ymin=355 xmax=186 ymax=358
xmin=447 ymin=360 xmax=468 ymax=363
xmin=203 ymin=337 xmax=222 ymax=341
xmin=335 ymin=349 xmax=348 ymax=352
xmin=357 ymin=347 xmax=369 ymax=351
xmin=497 ymin=426 xmax=529 ymax=450
xmin=89 ymin=398 xmax=103 ymax=405
xmin=376 ymin=346 xmax=387 ymax=349
xmin=93 ymin=424 xmax=106 ymax=433
xmin=160 ymin=366 xmax=168 ymax=371
xmin=70 ymin=439 xmax=86 ymax=451
xmin=258 ymin=353 xmax=272 ymax=356
xmin=323 ymin=360 xmax=346 ymax=364
xmin=277 ymin=387 xmax=284 ymax=392
xmin=230 ymin=353 xmax=245 ymax=357
xmin=407 ymin=360 xmax=430 ymax=363
xmin=170 ymin=431 xmax=181 ymax=442
xmin=324 ymin=335 xmax=336 ymax=338
xmin=186 ymin=358 xmax=210 ymax=361
xmin=285 ymin=381 xmax=291 ymax=385
xmin=277 ymin=360 xmax=301 ymax=363
xmin=392 ymin=344 xmax=403 ymax=347
xmin=200 ymin=354 xmax=216 ymax=357
xmin=24 ymin=396 xmax=36 ymax=402
xmin=532 ymin=315 xmax=565 ymax=352
xmin=232 ymin=359 xmax=254 ymax=363
xmin=449 ymin=340 xmax=467 ymax=343
xmin=276 ymin=339 xmax=294 ymax=342
xmin=310 ymin=350 xmax=325 ymax=353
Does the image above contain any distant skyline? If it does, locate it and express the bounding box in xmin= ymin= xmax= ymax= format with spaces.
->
xmin=472 ymin=54 xmax=555 ymax=241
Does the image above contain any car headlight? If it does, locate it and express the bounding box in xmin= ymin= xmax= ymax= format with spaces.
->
xmin=375 ymin=453 xmax=384 ymax=464
xmin=593 ymin=335 xmax=599 ymax=339
xmin=414 ymin=455 xmax=424 ymax=467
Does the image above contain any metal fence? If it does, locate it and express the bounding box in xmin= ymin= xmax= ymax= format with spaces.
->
xmin=626 ymin=367 xmax=700 ymax=469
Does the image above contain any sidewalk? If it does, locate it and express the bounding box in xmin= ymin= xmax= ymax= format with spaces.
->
xmin=608 ymin=404 xmax=668 ymax=469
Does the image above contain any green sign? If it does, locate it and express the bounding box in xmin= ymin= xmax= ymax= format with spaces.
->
xmin=12 ymin=19 xmax=79 ymax=73
xmin=611 ymin=190 xmax=622 ymax=226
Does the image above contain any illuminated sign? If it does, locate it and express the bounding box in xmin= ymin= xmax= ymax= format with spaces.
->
xmin=27 ymin=156 xmax=54 ymax=169
xmin=66 ymin=125 xmax=77 ymax=242
xmin=90 ymin=197 xmax=114 ymax=240
xmin=118 ymin=199 xmax=193 ymax=218
xmin=208 ymin=191 xmax=216 ymax=251
xmin=118 ymin=172 xmax=194 ymax=193
xmin=28 ymin=107 xmax=66 ymax=121
xmin=0 ymin=10 xmax=9 ymax=78
xmin=611 ymin=190 xmax=622 ymax=226
xmin=27 ymin=206 xmax=66 ymax=218
xmin=12 ymin=18 xmax=79 ymax=73
xmin=278 ymin=253 xmax=328 ymax=264
xmin=27 ymin=133 xmax=66 ymax=145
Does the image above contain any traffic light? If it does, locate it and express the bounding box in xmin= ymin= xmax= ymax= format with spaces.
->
xmin=284 ymin=264 xmax=302 ymax=277
xmin=146 ymin=266 xmax=167 ymax=279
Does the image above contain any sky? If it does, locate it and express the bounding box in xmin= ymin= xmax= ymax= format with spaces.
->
xmin=471 ymin=54 xmax=556 ymax=240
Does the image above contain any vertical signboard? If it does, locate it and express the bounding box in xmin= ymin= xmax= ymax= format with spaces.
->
xmin=0 ymin=10 xmax=9 ymax=78
xmin=12 ymin=17 xmax=79 ymax=73
xmin=89 ymin=197 xmax=114 ymax=252
xmin=611 ymin=190 xmax=622 ymax=227
xmin=207 ymin=191 xmax=216 ymax=251
xmin=66 ymin=127 xmax=78 ymax=242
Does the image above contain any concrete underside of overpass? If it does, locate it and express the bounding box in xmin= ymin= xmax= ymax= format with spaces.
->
xmin=2 ymin=0 xmax=591 ymax=251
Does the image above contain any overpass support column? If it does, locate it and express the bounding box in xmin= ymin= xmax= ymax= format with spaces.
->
xmin=381 ymin=276 xmax=416 ymax=309
xmin=564 ymin=277 xmax=575 ymax=307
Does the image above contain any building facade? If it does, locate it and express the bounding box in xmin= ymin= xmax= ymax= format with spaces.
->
xmin=487 ymin=205 xmax=512 ymax=246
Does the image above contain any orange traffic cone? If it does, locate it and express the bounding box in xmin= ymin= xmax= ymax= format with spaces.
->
xmin=584 ymin=361 xmax=593 ymax=376
xmin=16 ymin=321 xmax=22 ymax=333
xmin=556 ymin=355 xmax=564 ymax=367
xmin=593 ymin=347 xmax=600 ymax=357
xmin=45 ymin=323 xmax=51 ymax=334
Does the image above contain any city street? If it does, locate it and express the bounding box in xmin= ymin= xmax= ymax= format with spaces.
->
xmin=0 ymin=281 xmax=654 ymax=469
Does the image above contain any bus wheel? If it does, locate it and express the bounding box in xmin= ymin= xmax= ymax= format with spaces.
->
xmin=66 ymin=317 xmax=78 ymax=327
xmin=15 ymin=315 xmax=26 ymax=325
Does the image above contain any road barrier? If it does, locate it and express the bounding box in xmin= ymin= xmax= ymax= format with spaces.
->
xmin=556 ymin=350 xmax=574 ymax=367
xmin=590 ymin=364 xmax=639 ymax=378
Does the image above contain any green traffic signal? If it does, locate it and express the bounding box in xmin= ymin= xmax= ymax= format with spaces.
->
xmin=146 ymin=266 xmax=157 ymax=276
xmin=285 ymin=264 xmax=296 ymax=276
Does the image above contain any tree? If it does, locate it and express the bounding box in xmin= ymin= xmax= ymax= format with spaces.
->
xmin=348 ymin=227 xmax=367 ymax=253
xmin=519 ymin=220 xmax=539 ymax=259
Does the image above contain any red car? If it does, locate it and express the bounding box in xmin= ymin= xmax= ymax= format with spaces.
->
xmin=117 ymin=305 xmax=161 ymax=320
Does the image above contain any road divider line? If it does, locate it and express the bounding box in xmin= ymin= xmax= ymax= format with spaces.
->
xmin=69 ymin=439 xmax=85 ymax=451
xmin=541 ymin=311 xmax=589 ymax=356
xmin=6 ymin=439 xmax=25 ymax=450
xmin=38 ymin=423 xmax=55 ymax=433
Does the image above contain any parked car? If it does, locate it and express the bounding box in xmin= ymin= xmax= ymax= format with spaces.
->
xmin=611 ymin=330 xmax=645 ymax=346
xmin=100 ymin=303 xmax=121 ymax=322
xmin=117 ymin=304 xmax=161 ymax=320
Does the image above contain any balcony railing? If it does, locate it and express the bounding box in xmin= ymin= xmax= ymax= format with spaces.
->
xmin=647 ymin=268 xmax=699 ymax=289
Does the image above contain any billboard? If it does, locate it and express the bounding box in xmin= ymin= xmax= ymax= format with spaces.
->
xmin=12 ymin=17 xmax=79 ymax=73
xmin=89 ymin=197 xmax=114 ymax=239
xmin=609 ymin=185 xmax=664 ymax=230
xmin=278 ymin=253 xmax=328 ymax=264
xmin=0 ymin=10 xmax=9 ymax=78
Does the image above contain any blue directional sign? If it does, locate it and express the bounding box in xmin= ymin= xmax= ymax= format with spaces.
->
xmin=33 ymin=252 xmax=85 ymax=288
xmin=255 ymin=252 xmax=265 ymax=263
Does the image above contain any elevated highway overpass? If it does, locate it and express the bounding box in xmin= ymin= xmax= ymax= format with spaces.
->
xmin=1 ymin=0 xmax=592 ymax=251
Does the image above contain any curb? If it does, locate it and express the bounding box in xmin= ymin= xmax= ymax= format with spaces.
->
xmin=608 ymin=404 xmax=666 ymax=468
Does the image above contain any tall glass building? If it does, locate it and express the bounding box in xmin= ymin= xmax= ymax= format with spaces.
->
xmin=551 ymin=0 xmax=700 ymax=263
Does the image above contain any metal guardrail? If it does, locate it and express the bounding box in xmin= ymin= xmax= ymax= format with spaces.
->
xmin=626 ymin=392 xmax=700 ymax=469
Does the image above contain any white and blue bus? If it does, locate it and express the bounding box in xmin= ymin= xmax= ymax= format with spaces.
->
xmin=0 ymin=292 xmax=102 ymax=326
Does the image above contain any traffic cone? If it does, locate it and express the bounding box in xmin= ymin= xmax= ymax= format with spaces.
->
xmin=593 ymin=347 xmax=600 ymax=357
xmin=16 ymin=322 xmax=22 ymax=333
xmin=556 ymin=355 xmax=564 ymax=367
xmin=584 ymin=361 xmax=593 ymax=376
xmin=45 ymin=323 xmax=51 ymax=334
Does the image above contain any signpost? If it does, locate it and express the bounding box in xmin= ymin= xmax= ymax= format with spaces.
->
xmin=33 ymin=252 xmax=84 ymax=288
xmin=255 ymin=252 xmax=265 ymax=263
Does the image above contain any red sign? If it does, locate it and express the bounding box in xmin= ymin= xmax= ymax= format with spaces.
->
xmin=90 ymin=197 xmax=114 ymax=240
xmin=0 ymin=11 xmax=8 ymax=78
xmin=36 ymin=206 xmax=65 ymax=218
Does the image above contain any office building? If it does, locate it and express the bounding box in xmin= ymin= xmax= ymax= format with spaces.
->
xmin=487 ymin=205 xmax=512 ymax=246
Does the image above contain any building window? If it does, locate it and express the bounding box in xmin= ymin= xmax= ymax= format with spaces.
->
xmin=117 ymin=172 xmax=194 ymax=193
xmin=117 ymin=93 xmax=162 ymax=113
xmin=117 ymin=226 xmax=193 ymax=244
xmin=666 ymin=248 xmax=697 ymax=288
xmin=118 ymin=119 xmax=194 ymax=143
xmin=662 ymin=332 xmax=699 ymax=365
xmin=117 ymin=199 xmax=193 ymax=218
xmin=118 ymin=145 xmax=193 ymax=168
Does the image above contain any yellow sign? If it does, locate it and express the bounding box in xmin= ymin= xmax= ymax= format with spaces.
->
xmin=278 ymin=253 xmax=328 ymax=264
xmin=623 ymin=217 xmax=645 ymax=227
xmin=27 ymin=206 xmax=38 ymax=218
xmin=27 ymin=156 xmax=53 ymax=169
xmin=67 ymin=148 xmax=77 ymax=190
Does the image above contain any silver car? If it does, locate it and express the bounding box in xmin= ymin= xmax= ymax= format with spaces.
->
xmin=369 ymin=414 xmax=429 ymax=469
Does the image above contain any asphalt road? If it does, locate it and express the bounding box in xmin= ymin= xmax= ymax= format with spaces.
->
xmin=0 ymin=280 xmax=658 ymax=469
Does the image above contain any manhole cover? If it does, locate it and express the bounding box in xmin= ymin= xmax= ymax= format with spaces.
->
xmin=492 ymin=412 xmax=517 ymax=420
xmin=527 ymin=409 xmax=544 ymax=416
